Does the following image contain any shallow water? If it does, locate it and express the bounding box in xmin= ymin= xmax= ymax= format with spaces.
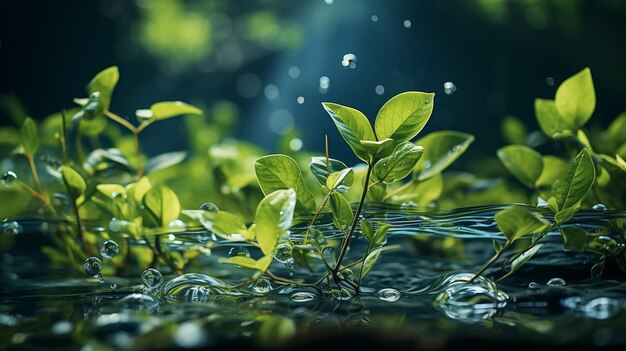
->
xmin=1 ymin=204 xmax=626 ymax=350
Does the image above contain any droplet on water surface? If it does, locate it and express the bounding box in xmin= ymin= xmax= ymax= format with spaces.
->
xmin=592 ymin=203 xmax=607 ymax=211
xmin=100 ymin=240 xmax=120 ymax=259
xmin=528 ymin=281 xmax=539 ymax=289
xmin=273 ymin=244 xmax=292 ymax=263
xmin=546 ymin=277 xmax=566 ymax=286
xmin=84 ymin=257 xmax=103 ymax=278
xmin=199 ymin=202 xmax=219 ymax=212
xmin=444 ymin=81 xmax=457 ymax=95
xmin=377 ymin=288 xmax=401 ymax=302
xmin=1 ymin=171 xmax=17 ymax=185
xmin=290 ymin=291 xmax=316 ymax=302
xmin=341 ymin=53 xmax=357 ymax=69
xmin=228 ymin=246 xmax=250 ymax=258
xmin=251 ymin=277 xmax=272 ymax=293
xmin=141 ymin=268 xmax=163 ymax=290
xmin=2 ymin=221 xmax=22 ymax=236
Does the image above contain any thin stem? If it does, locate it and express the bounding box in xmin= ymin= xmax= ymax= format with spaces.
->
xmin=60 ymin=110 xmax=69 ymax=163
xmin=71 ymin=199 xmax=88 ymax=254
xmin=104 ymin=110 xmax=137 ymax=133
xmin=469 ymin=241 xmax=511 ymax=283
xmin=143 ymin=235 xmax=182 ymax=274
xmin=133 ymin=132 xmax=143 ymax=177
xmin=26 ymin=153 xmax=44 ymax=195
xmin=304 ymin=191 xmax=332 ymax=245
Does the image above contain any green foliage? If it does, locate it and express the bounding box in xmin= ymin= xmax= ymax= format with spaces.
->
xmin=61 ymin=166 xmax=86 ymax=201
xmin=494 ymin=206 xmax=551 ymax=242
xmin=497 ymin=145 xmax=543 ymax=188
xmin=555 ymin=67 xmax=595 ymax=130
xmin=372 ymin=142 xmax=423 ymax=184
xmin=413 ymin=131 xmax=474 ymax=181
xmin=87 ymin=66 xmax=119 ymax=111
xmin=374 ymin=92 xmax=435 ymax=143
xmin=137 ymin=101 xmax=202 ymax=122
xmin=255 ymin=189 xmax=296 ymax=255
xmin=309 ymin=157 xmax=352 ymax=188
xmin=142 ymin=185 xmax=181 ymax=228
xmin=548 ymin=149 xmax=595 ymax=213
xmin=20 ymin=117 xmax=39 ymax=155
xmin=322 ymin=102 xmax=375 ymax=162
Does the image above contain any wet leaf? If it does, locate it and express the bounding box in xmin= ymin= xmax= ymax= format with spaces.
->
xmin=142 ymin=185 xmax=181 ymax=228
xmin=141 ymin=101 xmax=203 ymax=121
xmin=359 ymin=138 xmax=396 ymax=159
xmin=508 ymin=244 xmax=544 ymax=277
xmin=535 ymin=98 xmax=574 ymax=139
xmin=87 ymin=66 xmax=119 ymax=111
xmin=61 ymin=165 xmax=86 ymax=201
xmin=374 ymin=91 xmax=435 ymax=143
xmin=497 ymin=145 xmax=543 ymax=188
xmin=413 ymin=131 xmax=474 ymax=181
xmin=255 ymin=189 xmax=296 ymax=255
xmin=326 ymin=168 xmax=354 ymax=193
xmin=360 ymin=219 xmax=373 ymax=243
xmin=219 ymin=255 xmax=272 ymax=273
xmin=494 ymin=206 xmax=551 ymax=243
xmin=372 ymin=141 xmax=423 ymax=183
xmin=20 ymin=117 xmax=39 ymax=155
xmin=322 ymin=102 xmax=375 ymax=162
xmin=329 ymin=192 xmax=353 ymax=232
xmin=144 ymin=151 xmax=187 ymax=174
xmin=309 ymin=156 xmax=352 ymax=187
xmin=373 ymin=223 xmax=391 ymax=247
xmin=555 ymin=67 xmax=595 ymax=130
xmin=361 ymin=247 xmax=383 ymax=279
xmin=549 ymin=149 xmax=595 ymax=212
xmin=200 ymin=211 xmax=250 ymax=241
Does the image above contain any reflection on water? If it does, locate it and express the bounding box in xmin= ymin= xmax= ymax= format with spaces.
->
xmin=1 ymin=204 xmax=626 ymax=349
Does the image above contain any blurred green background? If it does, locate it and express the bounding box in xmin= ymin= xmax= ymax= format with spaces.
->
xmin=1 ymin=0 xmax=625 ymax=166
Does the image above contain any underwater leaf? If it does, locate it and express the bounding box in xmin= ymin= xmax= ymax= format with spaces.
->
xmin=255 ymin=189 xmax=296 ymax=255
xmin=359 ymin=138 xmax=396 ymax=160
xmin=145 ymin=101 xmax=203 ymax=121
xmin=494 ymin=206 xmax=551 ymax=243
xmin=309 ymin=156 xmax=352 ymax=187
xmin=20 ymin=117 xmax=39 ymax=155
xmin=201 ymin=211 xmax=250 ymax=241
xmin=497 ymin=145 xmax=543 ymax=188
xmin=413 ymin=131 xmax=474 ymax=181
xmin=534 ymin=99 xmax=574 ymax=139
xmin=555 ymin=67 xmax=595 ymax=130
xmin=372 ymin=141 xmax=423 ymax=183
xmin=61 ymin=166 xmax=86 ymax=201
xmin=536 ymin=156 xmax=568 ymax=188
xmin=500 ymin=115 xmax=527 ymax=145
xmin=550 ymin=148 xmax=595 ymax=212
xmin=322 ymin=102 xmax=375 ymax=162
xmin=326 ymin=168 xmax=354 ymax=193
xmin=142 ymin=185 xmax=181 ymax=228
xmin=329 ymin=192 xmax=353 ymax=232
xmin=374 ymin=91 xmax=435 ymax=143
xmin=560 ymin=227 xmax=587 ymax=252
xmin=87 ymin=66 xmax=119 ymax=111
xmin=144 ymin=151 xmax=188 ymax=174
xmin=254 ymin=154 xmax=316 ymax=214
xmin=508 ymin=244 xmax=544 ymax=277
xmin=219 ymin=255 xmax=272 ymax=273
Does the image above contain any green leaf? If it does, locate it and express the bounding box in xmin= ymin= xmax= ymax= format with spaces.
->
xmin=554 ymin=201 xmax=580 ymax=224
xmin=494 ymin=206 xmax=551 ymax=242
xmin=142 ymin=185 xmax=181 ymax=227
xmin=374 ymin=92 xmax=435 ymax=142
xmin=126 ymin=177 xmax=151 ymax=205
xmin=412 ymin=173 xmax=443 ymax=206
xmin=359 ymin=138 xmax=396 ymax=160
xmin=61 ymin=166 xmax=86 ymax=201
xmin=96 ymin=184 xmax=126 ymax=199
xmin=413 ymin=131 xmax=474 ymax=181
xmin=139 ymin=101 xmax=203 ymax=121
xmin=361 ymin=247 xmax=383 ymax=279
xmin=309 ymin=157 xmax=352 ymax=187
xmin=550 ymin=148 xmax=595 ymax=211
xmin=257 ymin=316 xmax=296 ymax=344
xmin=73 ymin=92 xmax=104 ymax=122
xmin=20 ymin=117 xmax=39 ymax=155
xmin=87 ymin=66 xmax=119 ymax=111
xmin=144 ymin=151 xmax=187 ymax=174
xmin=508 ymin=244 xmax=543 ymax=277
xmin=560 ymin=227 xmax=587 ymax=252
xmin=360 ymin=219 xmax=374 ymax=243
xmin=329 ymin=192 xmax=353 ymax=232
xmin=605 ymin=112 xmax=626 ymax=146
xmin=322 ymin=102 xmax=375 ymax=162
xmin=497 ymin=145 xmax=543 ymax=188
xmin=535 ymin=99 xmax=574 ymax=139
xmin=219 ymin=255 xmax=272 ymax=273
xmin=555 ymin=67 xmax=595 ymax=129
xmin=372 ymin=142 xmax=423 ymax=184
xmin=326 ymin=168 xmax=354 ymax=193
xmin=536 ymin=156 xmax=568 ymax=188
xmin=201 ymin=211 xmax=251 ymax=241
xmin=373 ymin=223 xmax=391 ymax=247
xmin=493 ymin=240 xmax=503 ymax=253
xmin=254 ymin=154 xmax=316 ymax=214
xmin=255 ymin=189 xmax=296 ymax=255
xmin=500 ymin=115 xmax=527 ymax=145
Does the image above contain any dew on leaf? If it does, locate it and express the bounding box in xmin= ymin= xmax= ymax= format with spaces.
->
xmin=199 ymin=202 xmax=219 ymax=212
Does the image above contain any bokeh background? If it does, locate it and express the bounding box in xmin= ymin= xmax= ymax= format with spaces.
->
xmin=1 ymin=0 xmax=625 ymax=166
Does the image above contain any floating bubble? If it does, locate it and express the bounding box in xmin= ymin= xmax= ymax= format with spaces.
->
xmin=371 ymin=15 xmax=378 ymax=22
xmin=290 ymin=291 xmax=316 ymax=302
xmin=264 ymin=84 xmax=279 ymax=100
xmin=546 ymin=77 xmax=555 ymax=86
xmin=2 ymin=221 xmax=21 ymax=236
xmin=199 ymin=202 xmax=219 ymax=212
xmin=141 ymin=268 xmax=162 ymax=290
xmin=528 ymin=281 xmax=539 ymax=289
xmin=375 ymin=85 xmax=385 ymax=95
xmin=186 ymin=286 xmax=211 ymax=303
xmin=546 ymin=277 xmax=566 ymax=286
xmin=273 ymin=244 xmax=292 ymax=263
xmin=377 ymin=288 xmax=401 ymax=302
xmin=289 ymin=138 xmax=303 ymax=151
xmin=1 ymin=171 xmax=17 ymax=185
xmin=115 ymin=293 xmax=159 ymax=312
xmin=592 ymin=203 xmax=607 ymax=211
xmin=297 ymin=96 xmax=305 ymax=104
xmin=228 ymin=246 xmax=250 ymax=258
xmin=341 ymin=53 xmax=357 ymax=69
xmin=319 ymin=76 xmax=330 ymax=94
xmin=84 ymin=257 xmax=103 ymax=278
xmin=100 ymin=240 xmax=120 ymax=259
xmin=444 ymin=81 xmax=457 ymax=95
xmin=251 ymin=277 xmax=272 ymax=293
xmin=288 ymin=66 xmax=301 ymax=78
xmin=403 ymin=19 xmax=412 ymax=28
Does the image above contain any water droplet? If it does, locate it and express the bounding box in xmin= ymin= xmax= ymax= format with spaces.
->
xmin=290 ymin=291 xmax=316 ymax=302
xmin=324 ymin=0 xmax=334 ymax=5
xmin=116 ymin=293 xmax=159 ymax=312
xmin=288 ymin=66 xmax=300 ymax=78
xmin=592 ymin=203 xmax=607 ymax=211
xmin=108 ymin=218 xmax=123 ymax=232
xmin=403 ymin=19 xmax=412 ymax=28
xmin=444 ymin=81 xmax=457 ymax=95
xmin=296 ymin=96 xmax=305 ymax=104
xmin=546 ymin=77 xmax=555 ymax=86
xmin=169 ymin=219 xmax=185 ymax=228
xmin=377 ymin=288 xmax=401 ymax=302
xmin=110 ymin=283 xmax=118 ymax=291
xmin=2 ymin=221 xmax=21 ymax=236
xmin=100 ymin=240 xmax=119 ymax=259
xmin=580 ymin=297 xmax=620 ymax=320
xmin=375 ymin=85 xmax=385 ymax=95
xmin=1 ymin=171 xmax=17 ymax=185
xmin=84 ymin=257 xmax=103 ymax=278
xmin=251 ymin=277 xmax=272 ymax=293
xmin=228 ymin=246 xmax=250 ymax=258
xmin=168 ymin=234 xmax=177 ymax=241
xmin=546 ymin=277 xmax=566 ymax=286
xmin=273 ymin=244 xmax=292 ymax=263
xmin=184 ymin=286 xmax=211 ymax=303
xmin=435 ymin=274 xmax=508 ymax=323
xmin=319 ymin=76 xmax=330 ymax=94
xmin=200 ymin=202 xmax=219 ymax=212
xmin=341 ymin=53 xmax=357 ymax=69
xmin=141 ymin=268 xmax=162 ymax=290
xmin=289 ymin=138 xmax=303 ymax=151
xmin=371 ymin=15 xmax=378 ymax=22
xmin=51 ymin=321 xmax=73 ymax=335
xmin=423 ymin=160 xmax=432 ymax=169
xmin=264 ymin=84 xmax=279 ymax=100
xmin=528 ymin=281 xmax=539 ymax=289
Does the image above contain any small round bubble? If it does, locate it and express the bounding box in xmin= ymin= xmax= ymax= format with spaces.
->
xmin=371 ymin=15 xmax=378 ymax=22
xmin=251 ymin=277 xmax=272 ymax=293
xmin=341 ymin=53 xmax=357 ymax=69
xmin=1 ymin=171 xmax=17 ymax=185
xmin=546 ymin=277 xmax=566 ymax=286
xmin=228 ymin=246 xmax=250 ymax=258
xmin=592 ymin=203 xmax=607 ymax=211
xmin=528 ymin=281 xmax=539 ymax=289
xmin=273 ymin=244 xmax=292 ymax=263
xmin=290 ymin=291 xmax=316 ymax=302
xmin=200 ymin=202 xmax=219 ymax=212
xmin=377 ymin=288 xmax=401 ymax=302
xmin=375 ymin=85 xmax=385 ymax=95
xmin=141 ymin=268 xmax=163 ymax=290
xmin=2 ymin=221 xmax=22 ymax=236
xmin=444 ymin=81 xmax=457 ymax=95
xmin=84 ymin=257 xmax=103 ymax=278
xmin=296 ymin=96 xmax=305 ymax=104
xmin=100 ymin=240 xmax=120 ymax=259
xmin=403 ymin=19 xmax=412 ymax=28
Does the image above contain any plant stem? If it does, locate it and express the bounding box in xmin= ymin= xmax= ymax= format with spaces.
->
xmin=332 ymin=163 xmax=373 ymax=285
xmin=26 ymin=153 xmax=44 ymax=195
xmin=104 ymin=110 xmax=144 ymax=177
xmin=469 ymin=241 xmax=511 ymax=283
xmin=71 ymin=199 xmax=88 ymax=254
xmin=383 ymin=179 xmax=414 ymax=200
xmin=143 ymin=235 xmax=182 ymax=274
xmin=133 ymin=132 xmax=143 ymax=177
xmin=304 ymin=191 xmax=332 ymax=245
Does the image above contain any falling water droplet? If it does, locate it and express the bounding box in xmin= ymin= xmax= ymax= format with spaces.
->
xmin=444 ymin=81 xmax=457 ymax=95
xmin=100 ymin=240 xmax=120 ymax=259
xmin=319 ymin=76 xmax=330 ymax=94
xmin=1 ymin=171 xmax=17 ymax=185
xmin=546 ymin=277 xmax=566 ymax=286
xmin=528 ymin=281 xmax=539 ymax=289
xmin=592 ymin=203 xmax=607 ymax=211
xmin=110 ymin=283 xmax=118 ymax=291
xmin=141 ymin=268 xmax=162 ymax=290
xmin=228 ymin=246 xmax=250 ymax=258
xmin=371 ymin=15 xmax=378 ymax=22
xmin=251 ymin=277 xmax=272 ymax=293
xmin=296 ymin=96 xmax=305 ymax=104
xmin=290 ymin=291 xmax=316 ymax=302
xmin=377 ymin=288 xmax=401 ymax=302
xmin=273 ymin=244 xmax=292 ymax=263
xmin=375 ymin=85 xmax=385 ymax=95
xmin=403 ymin=19 xmax=412 ymax=28
xmin=546 ymin=77 xmax=555 ymax=86
xmin=2 ymin=221 xmax=22 ymax=235
xmin=84 ymin=257 xmax=103 ymax=278
xmin=341 ymin=53 xmax=357 ymax=69
xmin=200 ymin=202 xmax=219 ymax=212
